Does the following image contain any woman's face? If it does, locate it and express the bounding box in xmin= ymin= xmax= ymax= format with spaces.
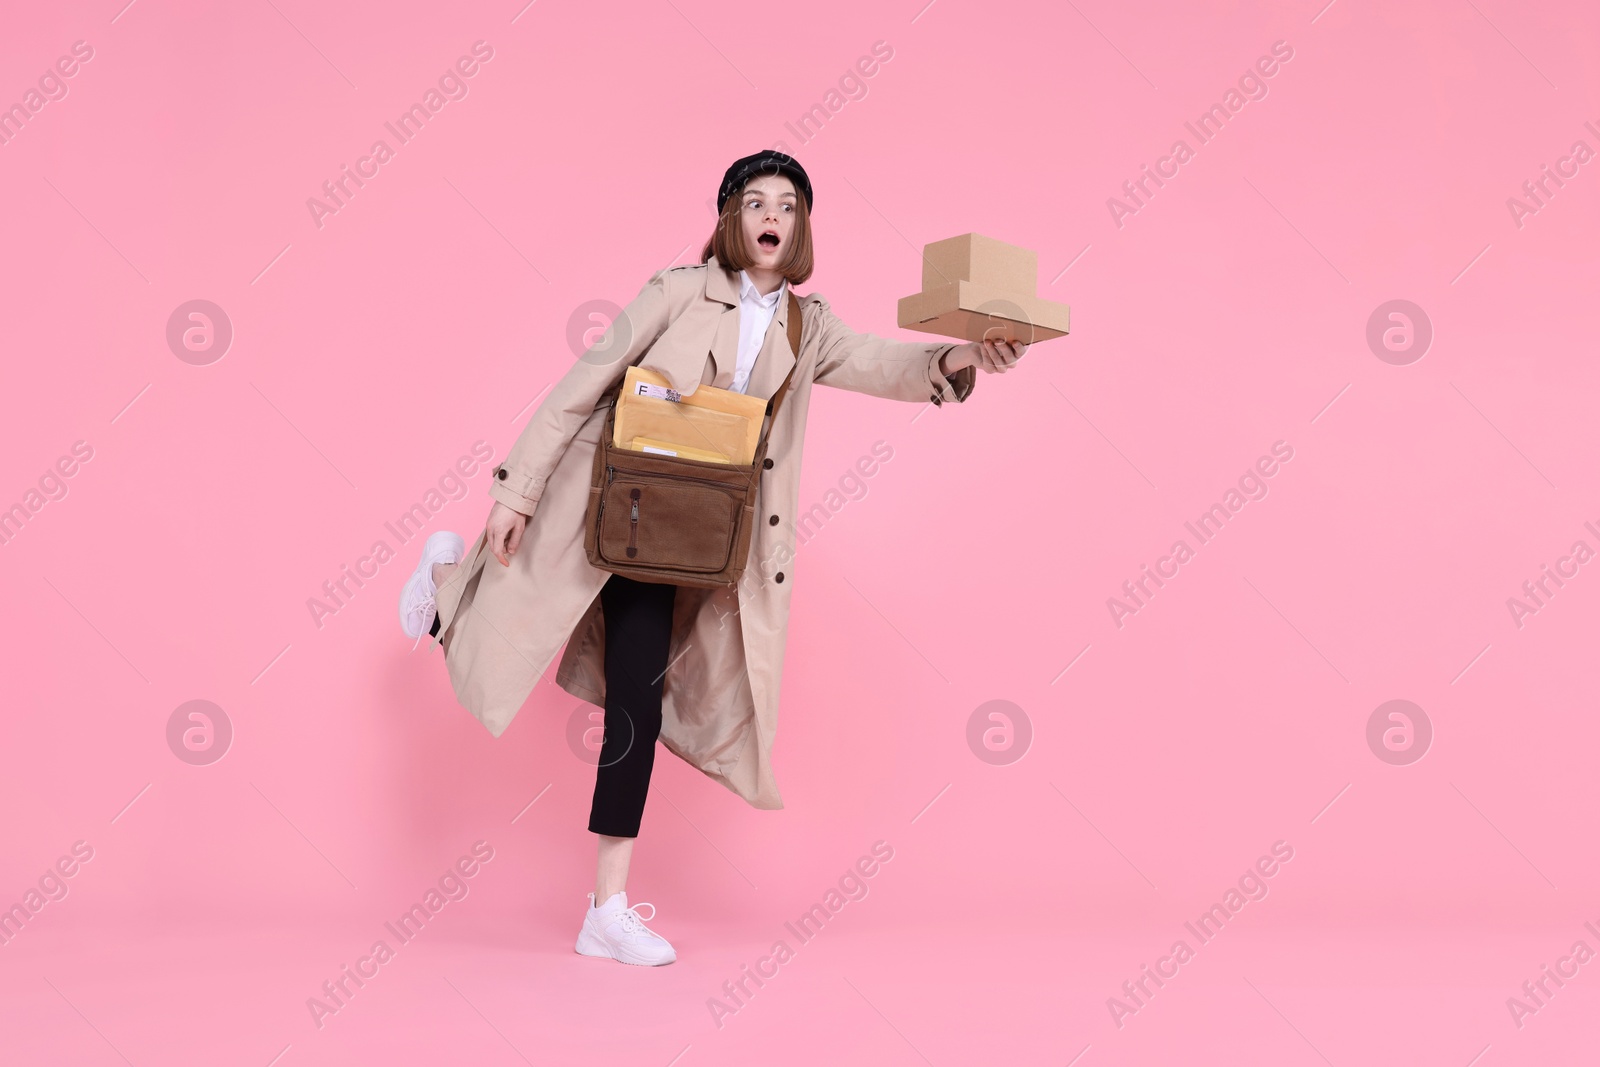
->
xmin=737 ymin=174 xmax=797 ymax=270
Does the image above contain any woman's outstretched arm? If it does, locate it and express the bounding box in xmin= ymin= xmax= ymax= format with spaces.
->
xmin=808 ymin=292 xmax=978 ymax=407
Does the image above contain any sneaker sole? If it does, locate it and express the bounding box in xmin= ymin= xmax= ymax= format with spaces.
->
xmin=398 ymin=531 xmax=466 ymax=637
xmin=574 ymin=924 xmax=676 ymax=966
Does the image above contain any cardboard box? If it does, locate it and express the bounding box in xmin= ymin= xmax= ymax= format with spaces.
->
xmin=898 ymin=283 xmax=1071 ymax=344
xmin=921 ymin=233 xmax=1038 ymax=294
xmin=898 ymin=233 xmax=1070 ymax=344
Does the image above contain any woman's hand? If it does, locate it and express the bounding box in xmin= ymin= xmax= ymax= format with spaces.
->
xmin=486 ymin=500 xmax=530 ymax=566
xmin=975 ymin=337 xmax=1027 ymax=373
xmin=941 ymin=338 xmax=1028 ymax=376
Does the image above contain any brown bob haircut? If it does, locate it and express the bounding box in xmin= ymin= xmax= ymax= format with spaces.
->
xmin=699 ymin=172 xmax=814 ymax=286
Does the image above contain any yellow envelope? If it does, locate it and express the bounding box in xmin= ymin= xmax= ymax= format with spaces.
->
xmin=627 ymin=436 xmax=734 ymax=464
xmin=613 ymin=365 xmax=768 ymax=465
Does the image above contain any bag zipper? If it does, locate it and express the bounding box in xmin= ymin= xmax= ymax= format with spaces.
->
xmin=613 ymin=454 xmax=758 ymax=487
xmin=627 ymin=488 xmax=640 ymax=556
xmin=613 ymin=470 xmax=748 ymax=492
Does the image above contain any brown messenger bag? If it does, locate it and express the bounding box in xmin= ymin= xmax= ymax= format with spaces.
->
xmin=582 ymin=290 xmax=803 ymax=588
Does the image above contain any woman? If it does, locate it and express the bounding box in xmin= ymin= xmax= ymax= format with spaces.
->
xmin=397 ymin=151 xmax=1026 ymax=966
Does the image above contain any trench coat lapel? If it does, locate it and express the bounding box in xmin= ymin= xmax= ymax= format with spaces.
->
xmin=743 ymin=282 xmax=797 ymax=401
xmin=704 ymin=256 xmax=740 ymax=390
xmin=702 ymin=254 xmax=797 ymax=402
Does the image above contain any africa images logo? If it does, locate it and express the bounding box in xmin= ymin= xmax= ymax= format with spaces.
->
xmin=305 ymin=41 xmax=495 ymax=229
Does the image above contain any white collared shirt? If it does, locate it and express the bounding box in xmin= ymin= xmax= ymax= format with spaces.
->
xmin=732 ymin=269 xmax=786 ymax=394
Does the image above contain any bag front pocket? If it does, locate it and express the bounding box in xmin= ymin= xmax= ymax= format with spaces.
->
xmin=596 ymin=473 xmax=744 ymax=573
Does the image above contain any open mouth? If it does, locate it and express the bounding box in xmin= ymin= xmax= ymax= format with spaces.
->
xmin=757 ymin=230 xmax=780 ymax=250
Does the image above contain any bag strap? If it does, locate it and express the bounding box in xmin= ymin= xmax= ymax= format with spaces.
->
xmin=762 ymin=290 xmax=804 ymax=421
xmin=786 ymin=288 xmax=803 ymax=355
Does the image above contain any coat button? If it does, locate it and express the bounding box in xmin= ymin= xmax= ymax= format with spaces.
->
xmin=763 ymin=458 xmax=774 ymax=469
xmin=495 ymin=467 xmax=507 ymax=480
xmin=768 ymin=514 xmax=779 ymax=525
xmin=775 ymin=572 xmax=784 ymax=583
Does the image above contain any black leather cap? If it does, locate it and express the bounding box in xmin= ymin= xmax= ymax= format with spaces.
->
xmin=718 ymin=150 xmax=813 ymax=215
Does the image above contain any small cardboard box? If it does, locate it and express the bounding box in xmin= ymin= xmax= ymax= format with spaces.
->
xmin=921 ymin=233 xmax=1038 ymax=294
xmin=897 ymin=233 xmax=1070 ymax=344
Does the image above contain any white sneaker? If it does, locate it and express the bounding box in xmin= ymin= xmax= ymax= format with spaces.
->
xmin=398 ymin=530 xmax=466 ymax=646
xmin=575 ymin=890 xmax=677 ymax=966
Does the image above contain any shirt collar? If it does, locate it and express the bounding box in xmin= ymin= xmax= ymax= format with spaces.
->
xmin=738 ymin=269 xmax=784 ymax=308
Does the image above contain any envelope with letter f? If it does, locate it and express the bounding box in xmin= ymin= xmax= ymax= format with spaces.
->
xmin=613 ymin=365 xmax=768 ymax=465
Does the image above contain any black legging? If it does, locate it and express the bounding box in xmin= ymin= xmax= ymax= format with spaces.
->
xmin=586 ymin=574 xmax=677 ymax=838
xmin=432 ymin=572 xmax=676 ymax=837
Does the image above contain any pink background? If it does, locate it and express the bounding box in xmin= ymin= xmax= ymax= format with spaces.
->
xmin=3 ymin=0 xmax=1599 ymax=1063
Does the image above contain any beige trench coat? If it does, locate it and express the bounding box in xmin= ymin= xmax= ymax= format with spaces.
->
xmin=432 ymin=253 xmax=976 ymax=810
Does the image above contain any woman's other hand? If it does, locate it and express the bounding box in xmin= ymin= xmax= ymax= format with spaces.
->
xmin=486 ymin=501 xmax=530 ymax=566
